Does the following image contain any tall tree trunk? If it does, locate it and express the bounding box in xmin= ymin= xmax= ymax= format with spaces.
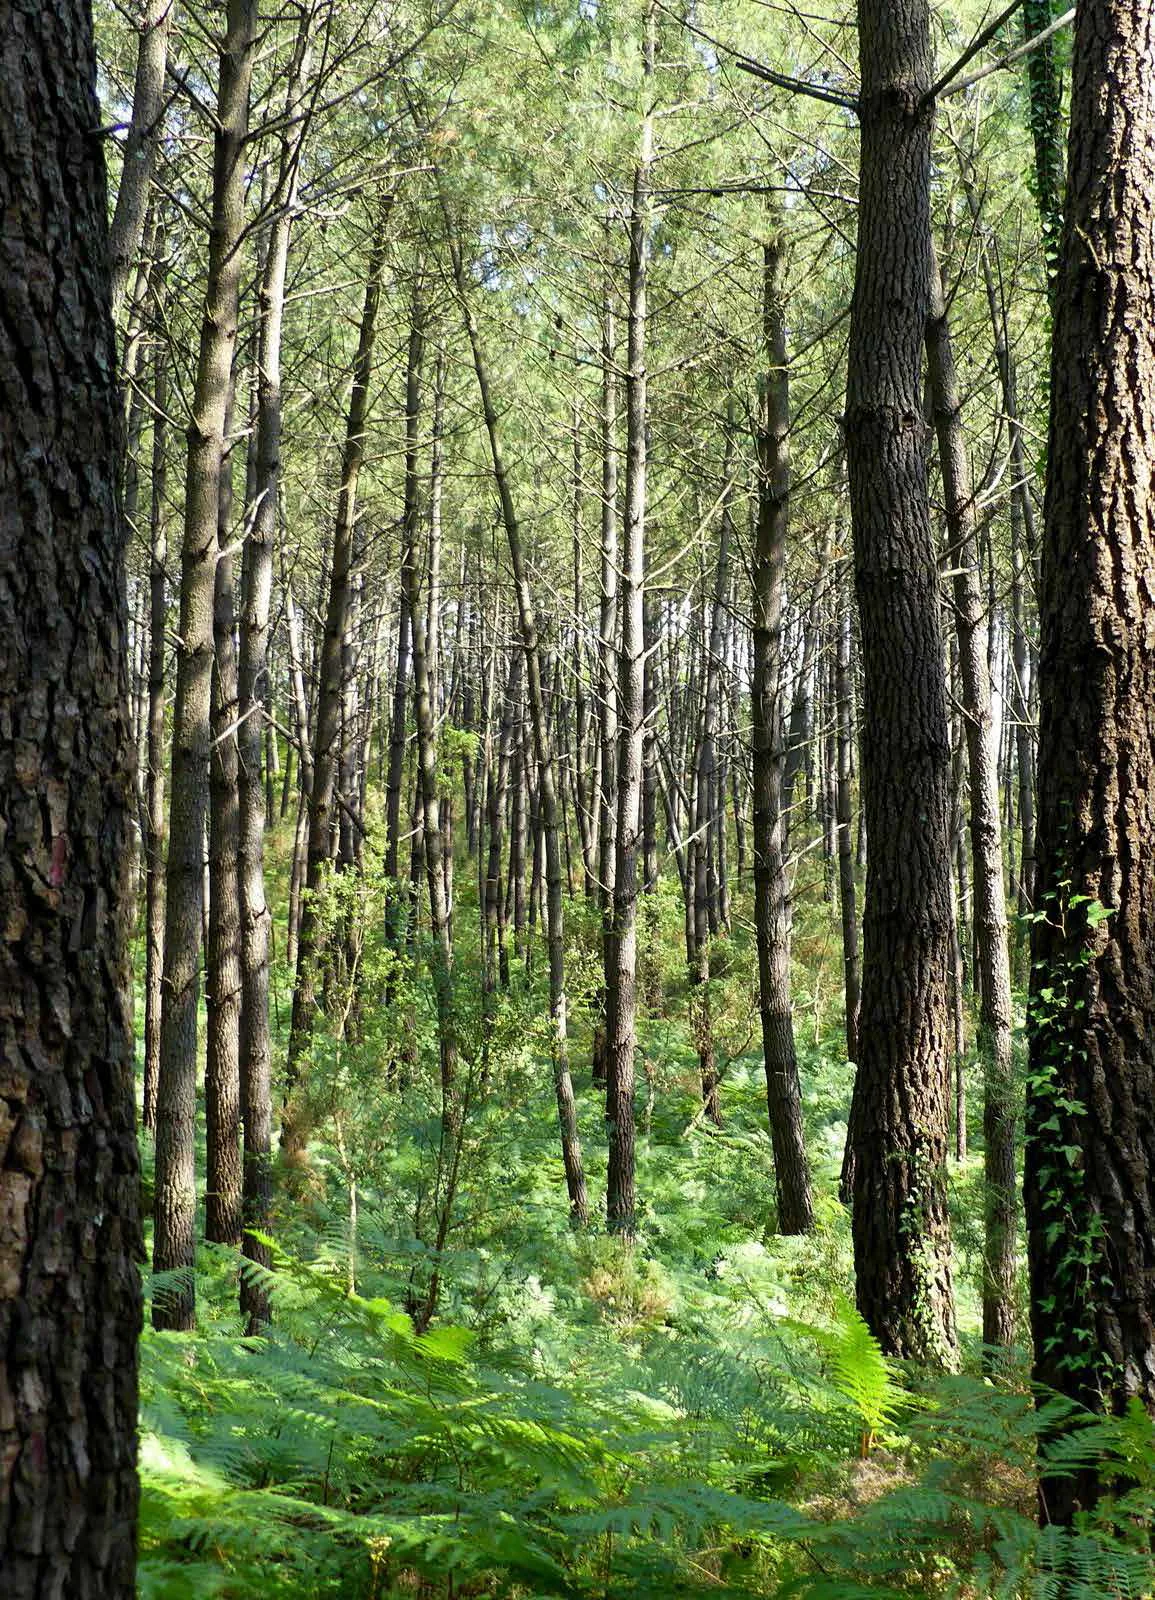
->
xmin=444 ymin=214 xmax=590 ymax=1225
xmin=284 ymin=201 xmax=389 ymax=1147
xmin=205 ymin=382 xmax=243 ymax=1248
xmin=143 ymin=293 xmax=169 ymax=1134
xmin=0 ymin=7 xmax=141 ymax=1587
xmin=153 ymin=0 xmax=256 ymax=1331
xmin=690 ymin=458 xmax=732 ymax=1126
xmin=926 ymin=251 xmax=1017 ymax=1350
xmin=844 ymin=0 xmax=957 ymax=1364
xmin=603 ymin=0 xmax=655 ymax=1238
xmin=108 ymin=0 xmax=173 ymax=320
xmin=237 ymin=19 xmax=310 ymax=1327
xmin=484 ymin=650 xmax=522 ymax=1007
xmin=751 ymin=230 xmax=814 ymax=1236
xmin=593 ymin=283 xmax=619 ymax=1085
xmin=385 ymin=285 xmax=423 ymax=948
xmin=834 ymin=563 xmax=861 ymax=1065
xmin=959 ymin=163 xmax=1039 ymax=944
xmin=405 ymin=474 xmax=462 ymax=1330
xmin=1026 ymin=0 xmax=1155 ymax=1521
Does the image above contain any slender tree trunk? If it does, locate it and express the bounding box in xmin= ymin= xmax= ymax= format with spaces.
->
xmin=108 ymin=0 xmax=173 ymax=320
xmin=1021 ymin=0 xmax=1065 ymax=286
xmin=751 ymin=230 xmax=814 ymax=1235
xmin=143 ymin=294 xmax=169 ymax=1135
xmin=153 ymin=0 xmax=256 ymax=1331
xmin=690 ymin=457 xmax=732 ymax=1126
xmin=445 ymin=216 xmax=590 ymax=1223
xmin=1026 ymin=0 xmax=1155 ymax=1520
xmin=926 ymin=250 xmax=1017 ymax=1350
xmin=0 ymin=7 xmax=141 ymax=1582
xmin=834 ymin=565 xmax=860 ymax=1065
xmin=284 ymin=201 xmax=389 ymax=1148
xmin=385 ymin=285 xmax=423 ymax=947
xmin=405 ymin=468 xmax=462 ymax=1330
xmin=484 ymin=651 xmax=522 ymax=1006
xmin=205 ymin=381 xmax=244 ymax=1248
xmin=237 ymin=22 xmax=309 ymax=1327
xmin=844 ymin=0 xmax=958 ymax=1364
xmin=603 ymin=2 xmax=655 ymax=1238
xmin=593 ymin=283 xmax=619 ymax=1086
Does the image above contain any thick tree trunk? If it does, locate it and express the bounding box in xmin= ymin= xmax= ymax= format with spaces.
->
xmin=751 ymin=231 xmax=814 ymax=1236
xmin=1026 ymin=0 xmax=1155 ymax=1521
xmin=153 ymin=0 xmax=256 ymax=1331
xmin=844 ymin=0 xmax=958 ymax=1364
xmin=0 ymin=3 xmax=141 ymax=1585
xmin=926 ymin=252 xmax=1017 ymax=1350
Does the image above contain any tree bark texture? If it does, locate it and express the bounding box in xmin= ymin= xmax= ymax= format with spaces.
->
xmin=844 ymin=0 xmax=958 ymax=1365
xmin=0 ymin=2 xmax=142 ymax=1587
xmin=1025 ymin=0 xmax=1155 ymax=1521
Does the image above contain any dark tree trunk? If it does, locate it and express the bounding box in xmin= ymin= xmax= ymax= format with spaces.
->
xmin=153 ymin=0 xmax=256 ymax=1331
xmin=1026 ymin=0 xmax=1155 ymax=1521
xmin=0 ymin=2 xmax=141 ymax=1585
xmin=844 ymin=0 xmax=958 ymax=1364
xmin=751 ymin=230 xmax=814 ymax=1236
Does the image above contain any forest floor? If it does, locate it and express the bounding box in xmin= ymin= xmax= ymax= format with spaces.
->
xmin=134 ymin=820 xmax=1151 ymax=1599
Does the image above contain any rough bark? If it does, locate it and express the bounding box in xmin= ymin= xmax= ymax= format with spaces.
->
xmin=0 ymin=2 xmax=141 ymax=1586
xmin=844 ymin=0 xmax=958 ymax=1364
xmin=1026 ymin=0 xmax=1155 ymax=1521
